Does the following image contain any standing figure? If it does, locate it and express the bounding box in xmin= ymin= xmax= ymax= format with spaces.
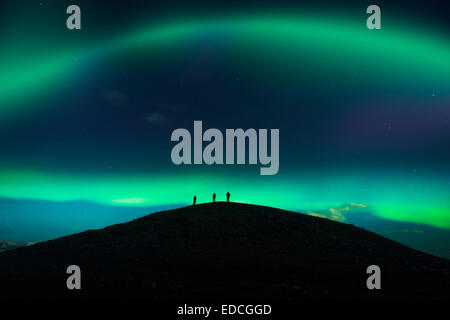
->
xmin=226 ymin=192 xmax=230 ymax=202
xmin=212 ymin=193 xmax=216 ymax=202
xmin=193 ymin=195 xmax=197 ymax=205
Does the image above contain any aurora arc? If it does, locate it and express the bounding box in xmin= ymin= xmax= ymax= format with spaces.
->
xmin=0 ymin=13 xmax=449 ymax=230
xmin=1 ymin=14 xmax=450 ymax=113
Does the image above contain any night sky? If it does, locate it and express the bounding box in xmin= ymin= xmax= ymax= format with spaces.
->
xmin=0 ymin=1 xmax=449 ymax=257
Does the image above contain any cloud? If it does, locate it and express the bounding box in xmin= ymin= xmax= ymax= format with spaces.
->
xmin=398 ymin=229 xmax=425 ymax=234
xmin=306 ymin=212 xmax=328 ymax=219
xmin=144 ymin=113 xmax=166 ymax=125
xmin=307 ymin=202 xmax=369 ymax=222
xmin=305 ymin=204 xmax=450 ymax=259
xmin=349 ymin=202 xmax=368 ymax=208
xmin=101 ymin=89 xmax=128 ymax=107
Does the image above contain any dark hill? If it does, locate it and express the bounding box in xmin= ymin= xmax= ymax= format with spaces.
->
xmin=0 ymin=202 xmax=448 ymax=300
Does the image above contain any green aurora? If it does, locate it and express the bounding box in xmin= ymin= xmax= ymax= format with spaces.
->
xmin=0 ymin=11 xmax=449 ymax=233
xmin=0 ymin=168 xmax=448 ymax=228
xmin=1 ymin=14 xmax=449 ymax=113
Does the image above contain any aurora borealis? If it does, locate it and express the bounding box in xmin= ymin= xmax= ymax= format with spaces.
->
xmin=0 ymin=1 xmax=449 ymax=257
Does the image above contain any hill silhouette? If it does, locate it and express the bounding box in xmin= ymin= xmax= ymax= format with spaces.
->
xmin=0 ymin=202 xmax=448 ymax=300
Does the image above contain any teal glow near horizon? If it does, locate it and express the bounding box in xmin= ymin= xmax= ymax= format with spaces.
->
xmin=1 ymin=14 xmax=449 ymax=115
xmin=0 ymin=169 xmax=449 ymax=229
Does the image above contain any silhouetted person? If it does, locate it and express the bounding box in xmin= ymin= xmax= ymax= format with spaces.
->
xmin=193 ymin=195 xmax=197 ymax=205
xmin=226 ymin=192 xmax=230 ymax=202
xmin=212 ymin=193 xmax=216 ymax=202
